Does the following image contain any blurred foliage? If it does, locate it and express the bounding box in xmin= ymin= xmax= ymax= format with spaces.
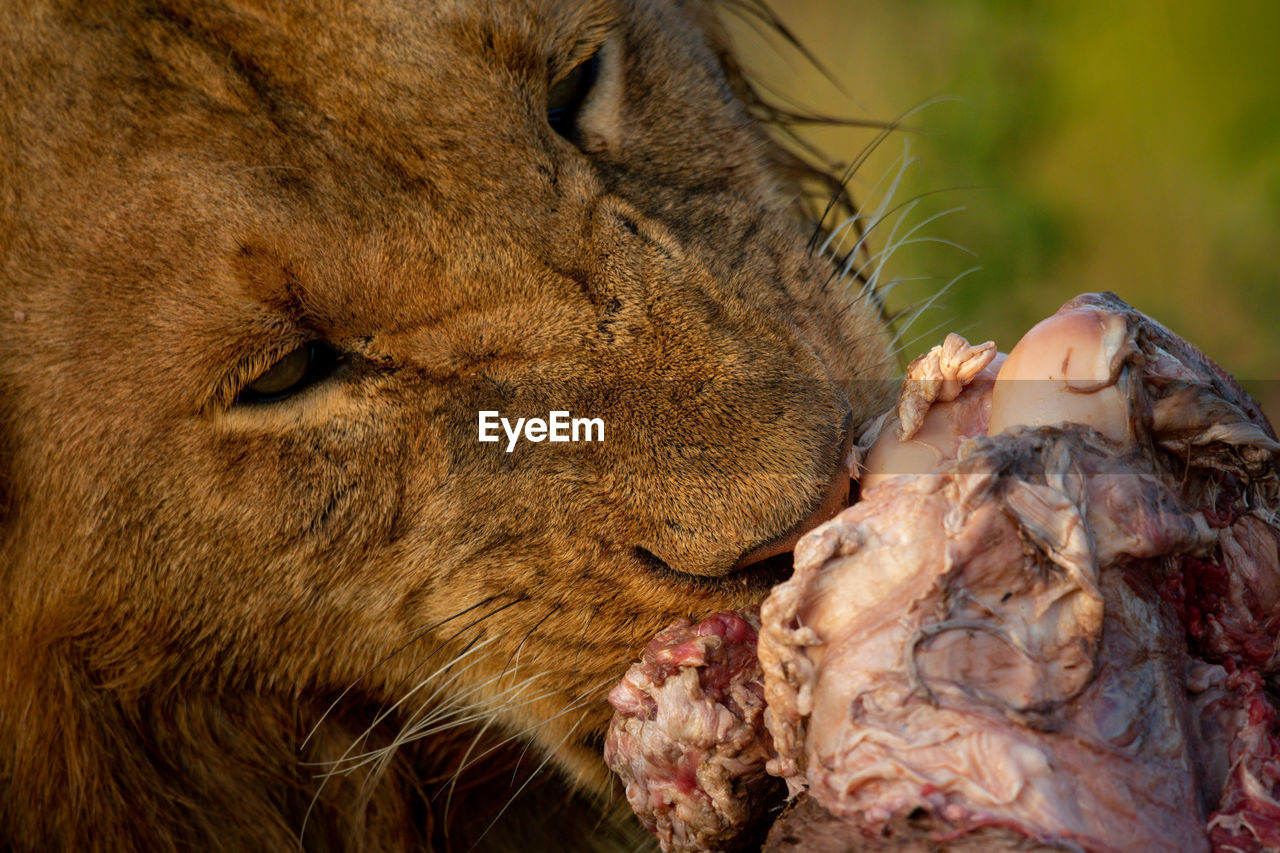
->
xmin=723 ymin=0 xmax=1280 ymax=424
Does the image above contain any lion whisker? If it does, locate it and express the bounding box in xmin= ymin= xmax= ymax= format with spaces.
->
xmin=848 ymin=231 xmax=975 ymax=307
xmin=466 ymin=705 xmax=596 ymax=852
xmin=885 ymin=266 xmax=980 ymax=351
xmin=348 ymin=596 xmax=531 ymax=750
xmin=336 ymin=662 xmax=583 ymax=789
xmin=444 ymin=672 xmax=613 ymax=794
xmin=498 ymin=604 xmax=560 ymax=686
xmin=848 ymin=203 xmax=973 ymax=283
xmin=344 ymin=609 xmax=519 ymax=758
xmin=820 ymin=142 xmax=916 ymax=265
xmin=570 ymin=607 xmax=599 ymax=671
xmin=301 ymin=594 xmax=504 ymax=750
xmin=311 ymin=659 xmax=557 ymax=839
xmin=440 ymin=676 xmax=613 ymax=787
xmin=814 ymin=146 xmax=916 ymax=253
xmin=505 ymin=678 xmax=614 ymax=787
xmin=305 ymin=638 xmax=508 ymax=773
xmin=396 ymin=671 xmax=556 ymax=750
xmin=805 ymin=98 xmax=958 ymax=253
xmin=299 ymin=596 xmax=531 ymax=846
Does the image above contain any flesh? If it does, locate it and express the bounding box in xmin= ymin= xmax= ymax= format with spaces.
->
xmin=609 ymin=293 xmax=1280 ymax=852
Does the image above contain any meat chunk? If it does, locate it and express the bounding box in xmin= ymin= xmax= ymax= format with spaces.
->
xmin=603 ymin=610 xmax=784 ymax=852
xmin=607 ymin=293 xmax=1280 ymax=852
xmin=760 ymin=292 xmax=1280 ymax=852
xmin=760 ymin=430 xmax=1215 ymax=851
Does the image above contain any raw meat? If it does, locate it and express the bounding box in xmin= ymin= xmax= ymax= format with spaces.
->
xmin=607 ymin=293 xmax=1280 ymax=852
xmin=603 ymin=610 xmax=784 ymax=852
xmin=760 ymin=427 xmax=1216 ymax=851
xmin=761 ymin=293 xmax=1280 ymax=851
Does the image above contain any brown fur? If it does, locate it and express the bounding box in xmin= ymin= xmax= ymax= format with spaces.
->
xmin=0 ymin=1 xmax=893 ymax=849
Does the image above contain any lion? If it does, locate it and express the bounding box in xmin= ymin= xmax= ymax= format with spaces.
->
xmin=0 ymin=0 xmax=895 ymax=849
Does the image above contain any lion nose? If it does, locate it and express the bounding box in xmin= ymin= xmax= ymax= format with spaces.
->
xmin=633 ymin=410 xmax=854 ymax=579
xmin=729 ymin=450 xmax=851 ymax=571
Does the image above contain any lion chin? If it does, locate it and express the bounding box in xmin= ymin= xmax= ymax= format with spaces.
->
xmin=0 ymin=0 xmax=892 ymax=849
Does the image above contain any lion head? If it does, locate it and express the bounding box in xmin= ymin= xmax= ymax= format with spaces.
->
xmin=0 ymin=0 xmax=892 ymax=848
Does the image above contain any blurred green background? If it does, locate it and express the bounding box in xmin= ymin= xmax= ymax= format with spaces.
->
xmin=723 ymin=1 xmax=1280 ymax=425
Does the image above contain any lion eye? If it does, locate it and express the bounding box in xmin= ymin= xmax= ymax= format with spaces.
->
xmin=237 ymin=342 xmax=340 ymax=404
xmin=546 ymin=50 xmax=601 ymax=139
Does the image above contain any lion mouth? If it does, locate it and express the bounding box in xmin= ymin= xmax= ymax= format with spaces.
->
xmin=634 ymin=545 xmax=798 ymax=597
xmin=729 ymin=549 xmax=797 ymax=587
xmin=729 ymin=463 xmax=851 ymax=574
xmin=636 ymin=414 xmax=856 ymax=593
xmin=728 ymin=413 xmax=855 ymax=576
xmin=715 ymin=473 xmax=848 ymax=590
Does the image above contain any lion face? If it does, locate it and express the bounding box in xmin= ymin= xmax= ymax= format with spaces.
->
xmin=1 ymin=0 xmax=891 ymax=845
